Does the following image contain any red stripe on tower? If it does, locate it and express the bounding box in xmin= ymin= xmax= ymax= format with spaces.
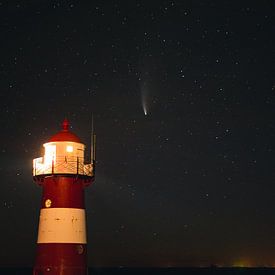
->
xmin=33 ymin=119 xmax=95 ymax=275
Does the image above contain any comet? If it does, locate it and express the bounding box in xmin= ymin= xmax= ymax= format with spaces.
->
xmin=141 ymin=82 xmax=149 ymax=116
xmin=142 ymin=97 xmax=148 ymax=116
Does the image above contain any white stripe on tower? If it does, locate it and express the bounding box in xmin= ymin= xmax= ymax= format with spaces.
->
xmin=37 ymin=208 xmax=87 ymax=244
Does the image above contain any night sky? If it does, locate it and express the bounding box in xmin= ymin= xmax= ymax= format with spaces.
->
xmin=0 ymin=0 xmax=275 ymax=268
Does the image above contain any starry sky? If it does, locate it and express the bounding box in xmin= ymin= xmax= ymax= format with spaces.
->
xmin=0 ymin=0 xmax=275 ymax=268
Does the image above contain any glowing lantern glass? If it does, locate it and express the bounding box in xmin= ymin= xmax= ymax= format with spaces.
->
xmin=44 ymin=144 xmax=56 ymax=165
xmin=66 ymin=145 xmax=73 ymax=152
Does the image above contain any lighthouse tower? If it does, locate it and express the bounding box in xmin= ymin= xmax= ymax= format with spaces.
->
xmin=32 ymin=119 xmax=95 ymax=275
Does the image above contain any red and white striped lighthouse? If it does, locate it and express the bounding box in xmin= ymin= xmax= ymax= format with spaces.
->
xmin=32 ymin=119 xmax=95 ymax=275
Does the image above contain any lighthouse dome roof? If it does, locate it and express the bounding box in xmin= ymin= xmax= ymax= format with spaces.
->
xmin=49 ymin=119 xmax=81 ymax=143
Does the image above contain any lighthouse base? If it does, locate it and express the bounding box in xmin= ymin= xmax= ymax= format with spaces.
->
xmin=33 ymin=243 xmax=88 ymax=275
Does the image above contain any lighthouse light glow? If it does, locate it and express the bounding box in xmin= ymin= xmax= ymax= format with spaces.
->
xmin=66 ymin=145 xmax=73 ymax=152
xmin=44 ymin=144 xmax=56 ymax=165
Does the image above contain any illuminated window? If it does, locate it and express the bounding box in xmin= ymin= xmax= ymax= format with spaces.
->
xmin=66 ymin=145 xmax=73 ymax=152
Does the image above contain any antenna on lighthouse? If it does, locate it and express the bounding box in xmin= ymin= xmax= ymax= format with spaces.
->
xmin=91 ymin=113 xmax=96 ymax=172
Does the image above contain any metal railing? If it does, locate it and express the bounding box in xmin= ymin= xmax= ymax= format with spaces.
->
xmin=33 ymin=156 xmax=93 ymax=177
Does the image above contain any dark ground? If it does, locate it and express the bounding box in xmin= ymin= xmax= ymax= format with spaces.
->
xmin=1 ymin=267 xmax=275 ymax=275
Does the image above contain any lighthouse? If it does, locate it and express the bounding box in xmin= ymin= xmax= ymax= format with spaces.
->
xmin=32 ymin=119 xmax=95 ymax=275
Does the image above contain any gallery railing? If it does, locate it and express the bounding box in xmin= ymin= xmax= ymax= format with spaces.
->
xmin=33 ymin=156 xmax=93 ymax=177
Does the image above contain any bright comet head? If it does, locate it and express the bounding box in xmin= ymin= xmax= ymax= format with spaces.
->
xmin=142 ymin=103 xmax=148 ymax=116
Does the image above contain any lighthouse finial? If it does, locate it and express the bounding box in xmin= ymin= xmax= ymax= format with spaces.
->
xmin=62 ymin=119 xmax=69 ymax=131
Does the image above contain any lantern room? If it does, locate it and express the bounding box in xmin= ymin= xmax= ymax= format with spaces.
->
xmin=33 ymin=119 xmax=93 ymax=178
